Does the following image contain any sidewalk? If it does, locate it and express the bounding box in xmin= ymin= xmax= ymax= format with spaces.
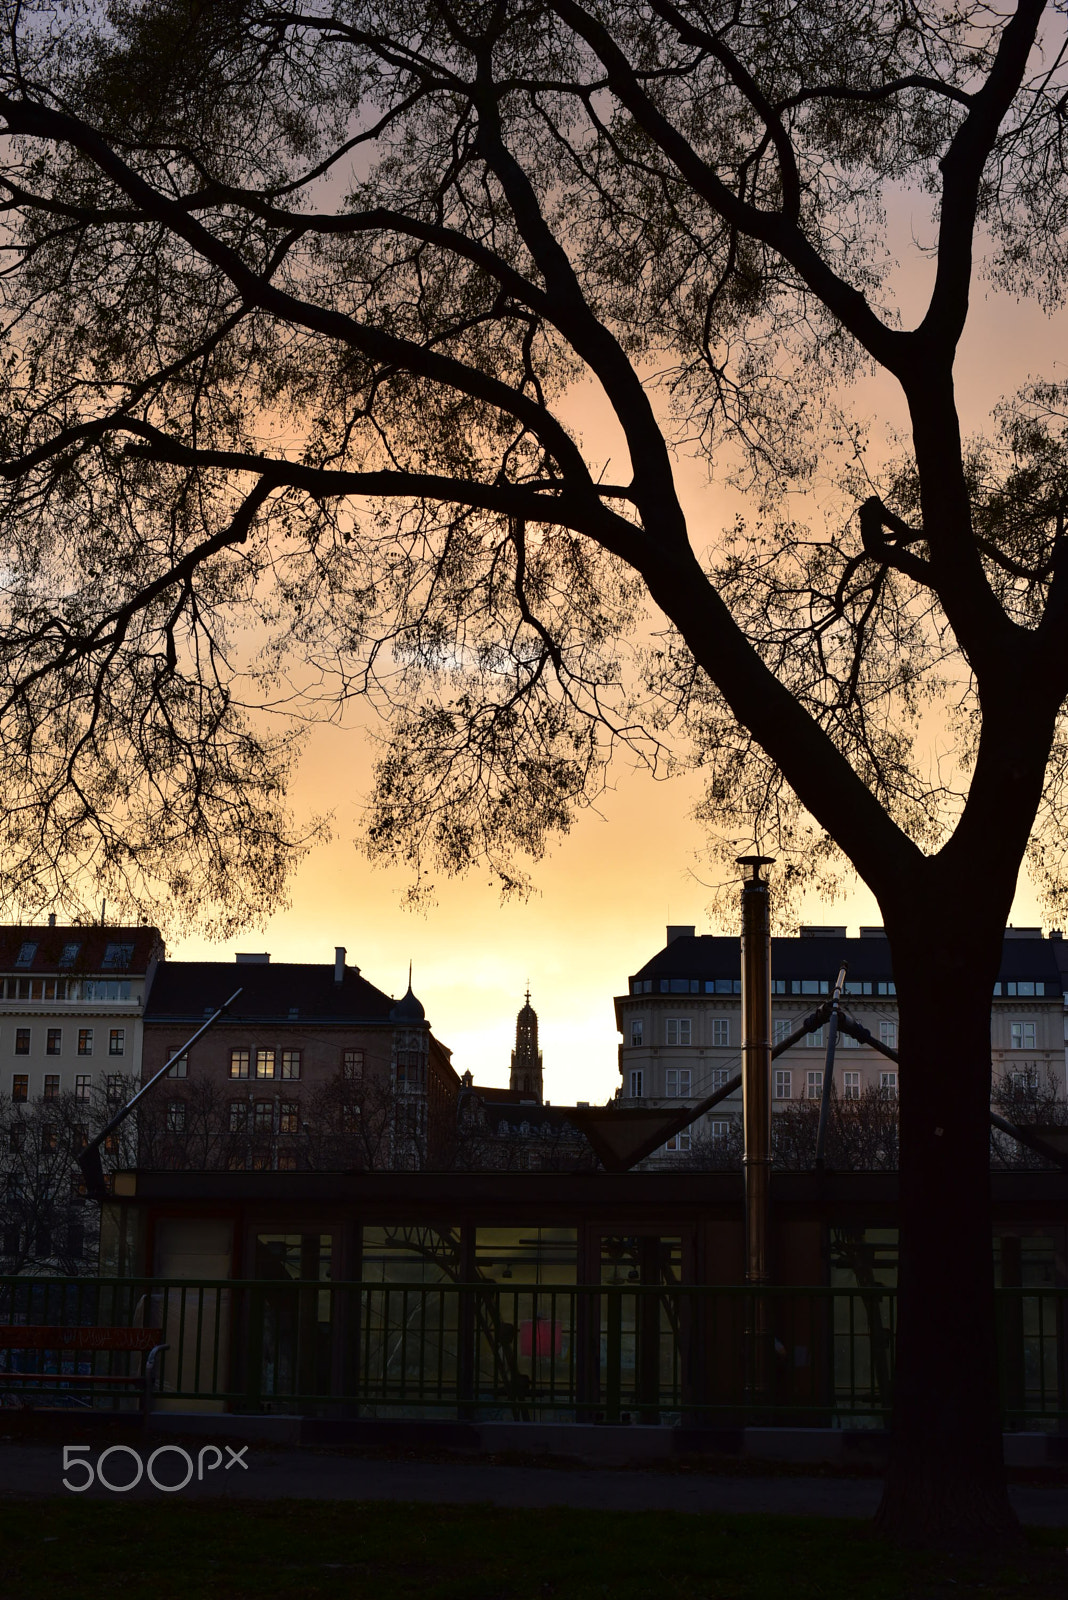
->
xmin=1 ymin=1443 xmax=1066 ymax=1525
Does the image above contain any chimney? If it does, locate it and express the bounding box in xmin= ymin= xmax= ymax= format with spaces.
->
xmin=666 ymin=925 xmax=696 ymax=944
xmin=47 ymin=913 xmax=56 ymax=928
xmin=334 ymin=946 xmax=346 ymax=984
xmin=235 ymin=952 xmax=270 ymax=964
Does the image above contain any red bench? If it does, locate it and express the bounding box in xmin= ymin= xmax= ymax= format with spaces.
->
xmin=0 ymin=1326 xmax=168 ymax=1415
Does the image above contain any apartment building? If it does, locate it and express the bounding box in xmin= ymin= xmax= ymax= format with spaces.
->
xmin=615 ymin=923 xmax=1066 ymax=1156
xmin=0 ymin=922 xmax=163 ymax=1109
xmin=141 ymin=948 xmax=460 ymax=1168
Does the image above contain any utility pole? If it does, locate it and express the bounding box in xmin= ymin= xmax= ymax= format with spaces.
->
xmin=738 ymin=854 xmax=775 ymax=1408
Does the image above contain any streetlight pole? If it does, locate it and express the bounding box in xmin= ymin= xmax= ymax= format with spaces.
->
xmin=737 ymin=854 xmax=775 ymax=1408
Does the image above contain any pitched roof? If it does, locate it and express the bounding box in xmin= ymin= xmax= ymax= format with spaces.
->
xmin=145 ymin=960 xmax=403 ymax=1025
xmin=629 ymin=933 xmax=1063 ymax=988
xmin=0 ymin=925 xmax=162 ymax=975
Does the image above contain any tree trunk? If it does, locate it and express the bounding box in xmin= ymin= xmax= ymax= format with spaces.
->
xmin=874 ymin=924 xmax=1022 ymax=1550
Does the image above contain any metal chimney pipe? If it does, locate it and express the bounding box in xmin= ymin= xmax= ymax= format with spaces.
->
xmin=737 ymin=853 xmax=775 ymax=1406
xmin=334 ymin=947 xmax=346 ymax=984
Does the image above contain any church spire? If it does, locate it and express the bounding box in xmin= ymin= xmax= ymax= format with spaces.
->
xmin=510 ymin=990 xmax=543 ymax=1103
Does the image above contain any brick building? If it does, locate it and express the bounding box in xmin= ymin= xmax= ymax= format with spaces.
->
xmin=141 ymin=949 xmax=459 ymax=1169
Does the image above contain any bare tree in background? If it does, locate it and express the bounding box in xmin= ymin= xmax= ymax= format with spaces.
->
xmin=0 ymin=0 xmax=1064 ymax=1543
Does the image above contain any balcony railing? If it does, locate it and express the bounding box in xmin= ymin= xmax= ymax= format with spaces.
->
xmin=0 ymin=1276 xmax=1062 ymax=1428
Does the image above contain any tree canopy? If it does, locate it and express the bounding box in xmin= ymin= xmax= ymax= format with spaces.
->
xmin=0 ymin=0 xmax=1064 ymax=932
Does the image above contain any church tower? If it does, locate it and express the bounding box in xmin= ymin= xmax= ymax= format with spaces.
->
xmin=510 ymin=989 xmax=543 ymax=1102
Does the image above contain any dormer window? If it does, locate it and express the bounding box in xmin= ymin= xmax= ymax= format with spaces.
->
xmin=102 ymin=942 xmax=134 ymax=969
xmin=15 ymin=942 xmax=36 ymax=967
xmin=59 ymin=942 xmax=81 ymax=967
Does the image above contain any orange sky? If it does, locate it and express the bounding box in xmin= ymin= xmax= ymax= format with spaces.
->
xmin=172 ymin=187 xmax=1068 ymax=1107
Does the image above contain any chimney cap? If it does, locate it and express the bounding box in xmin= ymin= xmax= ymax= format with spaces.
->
xmin=235 ymin=952 xmax=270 ymax=964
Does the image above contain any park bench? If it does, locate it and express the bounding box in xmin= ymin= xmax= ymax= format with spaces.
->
xmin=0 ymin=1325 xmax=168 ymax=1415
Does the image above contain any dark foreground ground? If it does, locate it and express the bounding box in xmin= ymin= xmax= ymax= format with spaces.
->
xmin=1 ymin=1498 xmax=1067 ymax=1600
xmin=0 ymin=1418 xmax=1066 ymax=1598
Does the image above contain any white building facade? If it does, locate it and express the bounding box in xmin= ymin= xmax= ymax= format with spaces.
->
xmin=0 ymin=923 xmax=163 ymax=1110
xmin=615 ymin=924 xmax=1066 ymax=1158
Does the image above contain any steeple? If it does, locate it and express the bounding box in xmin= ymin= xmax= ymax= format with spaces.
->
xmin=510 ymin=988 xmax=543 ymax=1102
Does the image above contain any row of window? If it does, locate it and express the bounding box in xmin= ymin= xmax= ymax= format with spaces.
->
xmin=630 ymin=1018 xmax=900 ymax=1049
xmin=0 ymin=977 xmax=134 ymax=1001
xmin=11 ymin=1072 xmax=109 ymax=1104
xmin=228 ymin=1047 xmax=303 ymax=1081
xmin=8 ymin=1026 xmax=125 ymax=1058
xmin=627 ymin=1066 xmax=901 ymax=1100
xmin=161 ymin=1099 xmax=303 ymax=1135
xmin=8 ymin=939 xmax=134 ymax=970
xmin=631 ymin=977 xmax=902 ymax=997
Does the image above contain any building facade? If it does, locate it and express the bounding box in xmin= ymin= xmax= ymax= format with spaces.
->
xmin=615 ymin=924 xmax=1067 ymax=1159
xmin=141 ymin=949 xmax=460 ymax=1169
xmin=0 ymin=922 xmax=163 ymax=1110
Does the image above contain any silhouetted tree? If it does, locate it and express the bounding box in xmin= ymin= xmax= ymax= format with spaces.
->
xmin=0 ymin=0 xmax=1064 ymax=1543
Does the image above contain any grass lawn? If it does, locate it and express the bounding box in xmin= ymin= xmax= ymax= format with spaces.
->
xmin=1 ymin=1500 xmax=1066 ymax=1599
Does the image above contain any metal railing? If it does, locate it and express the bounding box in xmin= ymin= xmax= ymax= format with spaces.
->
xmin=0 ymin=1276 xmax=1062 ymax=1428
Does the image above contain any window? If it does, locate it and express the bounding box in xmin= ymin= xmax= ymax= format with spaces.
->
xmin=229 ymin=1101 xmax=248 ymax=1132
xmin=279 ymin=1101 xmax=300 ymax=1135
xmin=14 ymin=1029 xmax=29 ymax=1056
xmin=712 ymin=1018 xmax=730 ymax=1047
xmin=277 ymin=1149 xmax=298 ymax=1171
xmin=665 ymin=1018 xmax=691 ymax=1046
xmin=630 ymin=1019 xmax=643 ymax=1047
xmin=83 ymin=980 xmax=131 ymax=1001
xmin=75 ymin=1074 xmax=91 ymax=1102
xmin=253 ymin=1100 xmax=274 ymax=1134
xmin=709 ymin=1120 xmax=730 ymax=1142
xmin=46 ymin=1029 xmax=61 ymax=1056
xmin=77 ymin=1029 xmax=93 ymax=1057
xmin=109 ymin=1029 xmax=125 ymax=1056
xmin=1010 ymin=1021 xmax=1037 ymax=1050
xmin=839 ymin=1030 xmax=859 ymax=1048
xmin=711 ymin=1067 xmax=732 ymax=1091
xmin=879 ymin=1020 xmax=898 ymax=1050
xmin=281 ymin=1049 xmax=302 ymax=1080
xmin=8 ymin=1121 xmax=23 ymax=1153
xmin=14 ymin=941 xmax=35 ymax=967
xmin=342 ymin=1048 xmax=364 ymax=1076
xmin=43 ymin=1074 xmax=59 ymax=1100
xmin=1010 ymin=1066 xmax=1039 ymax=1089
xmin=665 ymin=1130 xmax=691 ymax=1153
xmin=665 ymin=1067 xmax=691 ymax=1097
xmin=880 ymin=1072 xmax=898 ymax=1097
xmin=628 ymin=1068 xmax=644 ymax=1097
xmin=773 ymin=1019 xmax=791 ymax=1046
xmin=805 ymin=1070 xmax=823 ymax=1099
xmin=395 ymin=1048 xmax=426 ymax=1092
xmin=58 ymin=942 xmax=81 ymax=967
xmin=843 ymin=1071 xmax=861 ymax=1100
xmin=774 ymin=1069 xmax=792 ymax=1099
xmin=229 ymin=1048 xmax=250 ymax=1079
xmin=106 ymin=1074 xmax=124 ymax=1102
xmin=167 ymin=1053 xmax=188 ymax=1078
xmin=11 ymin=1075 xmax=27 ymax=1102
xmin=255 ymin=1047 xmax=276 ymax=1080
xmin=806 ymin=1026 xmax=825 ymax=1048
xmin=41 ymin=1123 xmax=58 ymax=1151
xmin=166 ymin=1101 xmax=186 ymax=1133
xmin=102 ymin=941 xmax=134 ymax=969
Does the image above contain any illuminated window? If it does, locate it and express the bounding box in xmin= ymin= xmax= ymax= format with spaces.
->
xmin=77 ymin=1030 xmax=93 ymax=1057
xmin=229 ymin=1048 xmax=250 ymax=1079
xmin=109 ymin=1029 xmax=125 ymax=1056
xmin=279 ymin=1101 xmax=300 ymax=1134
xmin=255 ymin=1048 xmax=276 ymax=1080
